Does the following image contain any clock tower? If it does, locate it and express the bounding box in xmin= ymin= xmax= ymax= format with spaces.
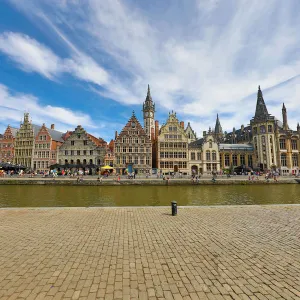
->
xmin=143 ymin=84 xmax=155 ymax=139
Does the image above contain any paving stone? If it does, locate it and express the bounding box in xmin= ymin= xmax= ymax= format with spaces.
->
xmin=0 ymin=206 xmax=299 ymax=300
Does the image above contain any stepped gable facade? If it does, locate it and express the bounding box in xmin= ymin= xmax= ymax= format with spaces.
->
xmin=0 ymin=125 xmax=18 ymax=163
xmin=33 ymin=123 xmax=64 ymax=172
xmin=114 ymin=112 xmax=152 ymax=174
xmin=58 ymin=125 xmax=107 ymax=170
xmin=157 ymin=112 xmax=190 ymax=175
xmin=14 ymin=113 xmax=65 ymax=169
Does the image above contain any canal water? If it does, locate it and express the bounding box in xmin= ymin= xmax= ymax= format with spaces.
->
xmin=0 ymin=185 xmax=299 ymax=207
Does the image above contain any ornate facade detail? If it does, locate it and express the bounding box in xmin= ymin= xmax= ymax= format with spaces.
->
xmin=0 ymin=125 xmax=17 ymax=163
xmin=114 ymin=112 xmax=152 ymax=174
xmin=58 ymin=125 xmax=107 ymax=169
xmin=157 ymin=112 xmax=189 ymax=175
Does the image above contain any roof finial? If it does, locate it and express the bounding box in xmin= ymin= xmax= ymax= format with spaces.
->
xmin=132 ymin=110 xmax=135 ymax=116
xmin=258 ymin=85 xmax=261 ymax=91
xmin=282 ymin=102 xmax=286 ymax=109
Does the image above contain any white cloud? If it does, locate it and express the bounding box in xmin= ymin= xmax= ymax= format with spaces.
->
xmin=0 ymin=32 xmax=109 ymax=86
xmin=0 ymin=84 xmax=96 ymax=130
xmin=0 ymin=32 xmax=61 ymax=79
xmin=6 ymin=0 xmax=300 ymax=134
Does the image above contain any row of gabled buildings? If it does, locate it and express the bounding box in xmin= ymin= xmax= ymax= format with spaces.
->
xmin=1 ymin=85 xmax=300 ymax=175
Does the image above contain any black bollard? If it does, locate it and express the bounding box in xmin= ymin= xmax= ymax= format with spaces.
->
xmin=171 ymin=201 xmax=177 ymax=216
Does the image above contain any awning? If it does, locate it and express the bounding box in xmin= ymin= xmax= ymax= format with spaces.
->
xmin=101 ymin=165 xmax=114 ymax=169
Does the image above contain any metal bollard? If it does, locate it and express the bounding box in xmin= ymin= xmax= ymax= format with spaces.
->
xmin=171 ymin=201 xmax=177 ymax=216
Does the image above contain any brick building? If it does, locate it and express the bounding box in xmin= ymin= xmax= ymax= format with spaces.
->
xmin=0 ymin=125 xmax=18 ymax=163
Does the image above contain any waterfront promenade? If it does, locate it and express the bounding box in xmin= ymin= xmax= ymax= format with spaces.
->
xmin=0 ymin=175 xmax=299 ymax=186
xmin=0 ymin=206 xmax=300 ymax=299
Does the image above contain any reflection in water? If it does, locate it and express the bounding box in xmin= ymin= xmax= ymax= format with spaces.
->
xmin=0 ymin=185 xmax=299 ymax=207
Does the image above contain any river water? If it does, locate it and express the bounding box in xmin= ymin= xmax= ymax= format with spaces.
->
xmin=0 ymin=185 xmax=299 ymax=207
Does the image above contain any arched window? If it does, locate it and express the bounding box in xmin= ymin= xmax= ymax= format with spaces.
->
xmin=206 ymin=150 xmax=211 ymax=161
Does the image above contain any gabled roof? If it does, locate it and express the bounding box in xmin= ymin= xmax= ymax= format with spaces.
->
xmin=189 ymin=138 xmax=204 ymax=148
xmin=32 ymin=124 xmax=65 ymax=142
xmin=116 ymin=112 xmax=150 ymax=141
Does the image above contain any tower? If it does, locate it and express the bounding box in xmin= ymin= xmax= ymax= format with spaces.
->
xmin=250 ymin=86 xmax=276 ymax=170
xmin=142 ymin=84 xmax=155 ymax=139
xmin=282 ymin=103 xmax=289 ymax=130
xmin=214 ymin=114 xmax=223 ymax=142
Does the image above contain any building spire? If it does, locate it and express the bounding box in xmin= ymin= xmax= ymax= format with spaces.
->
xmin=214 ymin=113 xmax=223 ymax=134
xmin=146 ymin=84 xmax=152 ymax=102
xmin=282 ymin=102 xmax=289 ymax=130
xmin=254 ymin=85 xmax=269 ymax=121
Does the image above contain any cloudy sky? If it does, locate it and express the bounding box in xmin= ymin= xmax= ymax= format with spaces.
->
xmin=0 ymin=0 xmax=299 ymax=141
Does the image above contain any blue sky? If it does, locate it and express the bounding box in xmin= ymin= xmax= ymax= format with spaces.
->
xmin=0 ymin=0 xmax=300 ymax=141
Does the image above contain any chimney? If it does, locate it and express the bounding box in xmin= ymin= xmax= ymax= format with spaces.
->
xmin=155 ymin=120 xmax=159 ymax=139
xmin=115 ymin=131 xmax=118 ymax=140
xmin=51 ymin=124 xmax=55 ymax=130
xmin=180 ymin=121 xmax=184 ymax=129
xmin=151 ymin=127 xmax=155 ymax=141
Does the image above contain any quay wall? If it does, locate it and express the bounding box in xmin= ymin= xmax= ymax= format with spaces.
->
xmin=0 ymin=179 xmax=299 ymax=186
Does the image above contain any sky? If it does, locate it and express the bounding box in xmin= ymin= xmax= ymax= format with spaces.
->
xmin=0 ymin=0 xmax=300 ymax=141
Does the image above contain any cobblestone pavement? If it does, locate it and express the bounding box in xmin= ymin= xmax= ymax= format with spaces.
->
xmin=0 ymin=206 xmax=300 ymax=300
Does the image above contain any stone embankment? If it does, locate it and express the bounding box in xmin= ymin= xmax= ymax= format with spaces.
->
xmin=0 ymin=177 xmax=299 ymax=186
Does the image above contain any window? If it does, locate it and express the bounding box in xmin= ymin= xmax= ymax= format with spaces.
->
xmin=292 ymin=140 xmax=298 ymax=150
xmin=207 ymin=164 xmax=211 ymax=171
xmin=268 ymin=125 xmax=272 ymax=133
xmin=260 ymin=125 xmax=266 ymax=133
xmin=292 ymin=154 xmax=298 ymax=167
xmin=140 ymin=157 xmax=144 ymax=165
xmin=71 ymin=150 xmax=74 ymax=155
xmin=122 ymin=156 xmax=126 ymax=164
xmin=135 ymin=147 xmax=138 ymax=153
xmin=212 ymin=151 xmax=216 ymax=161
xmin=52 ymin=153 xmax=55 ymax=159
xmin=212 ymin=164 xmax=217 ymax=171
xmin=116 ymin=146 xmax=120 ymax=153
xmin=197 ymin=152 xmax=201 ymax=160
xmin=116 ymin=156 xmax=120 ymax=164
xmin=83 ymin=150 xmax=87 ymax=155
xmin=123 ymin=146 xmax=126 ymax=153
xmin=232 ymin=154 xmax=237 ymax=166
xmin=160 ymin=152 xmax=164 ymax=158
xmin=225 ymin=154 xmax=230 ymax=167
xmin=129 ymin=146 xmax=132 ymax=153
xmin=191 ymin=152 xmax=195 ymax=160
xmin=160 ymin=162 xmax=164 ymax=168
xmin=240 ymin=155 xmax=245 ymax=165
xmin=281 ymin=153 xmax=287 ymax=167
xmin=140 ymin=147 xmax=144 ymax=153
xmin=146 ymin=156 xmax=150 ymax=165
xmin=71 ymin=141 xmax=75 ymax=146
xmin=206 ymin=151 xmax=211 ymax=161
xmin=39 ymin=136 xmax=43 ymax=141
xmin=134 ymin=156 xmax=138 ymax=164
xmin=253 ymin=127 xmax=257 ymax=134
xmin=83 ymin=140 xmax=88 ymax=145
xmin=160 ymin=143 xmax=165 ymax=148
xmin=128 ymin=156 xmax=132 ymax=163
xmin=279 ymin=139 xmax=286 ymax=149
xmin=77 ymin=150 xmax=80 ymax=155
xmin=65 ymin=150 xmax=68 ymax=156
xmin=90 ymin=150 xmax=93 ymax=155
